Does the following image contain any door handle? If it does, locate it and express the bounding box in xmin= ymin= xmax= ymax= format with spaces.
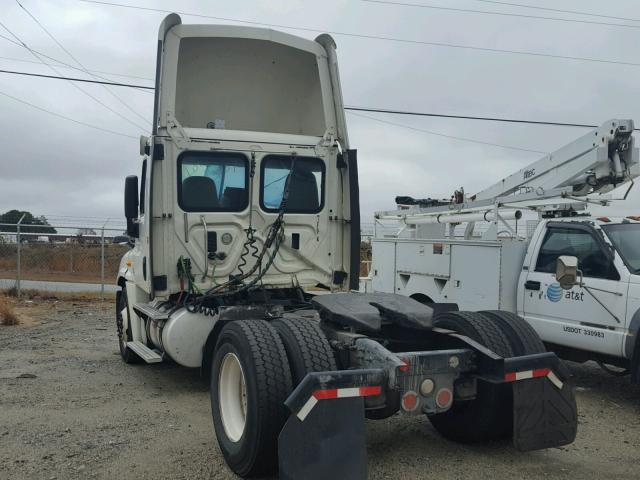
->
xmin=524 ymin=280 xmax=541 ymax=291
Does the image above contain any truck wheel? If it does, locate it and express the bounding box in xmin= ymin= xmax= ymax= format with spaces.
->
xmin=428 ymin=311 xmax=513 ymax=443
xmin=115 ymin=288 xmax=140 ymax=364
xmin=210 ymin=320 xmax=292 ymax=477
xmin=480 ymin=310 xmax=546 ymax=355
xmin=272 ymin=317 xmax=336 ymax=385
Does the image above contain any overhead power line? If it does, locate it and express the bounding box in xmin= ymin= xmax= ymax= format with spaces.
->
xmin=0 ymin=89 xmax=137 ymax=139
xmin=469 ymin=0 xmax=640 ymax=23
xmin=0 ymin=55 xmax=153 ymax=80
xmin=344 ymin=106 xmax=599 ymax=129
xmin=3 ymin=68 xmax=636 ymax=130
xmin=0 ymin=69 xmax=154 ymax=89
xmin=0 ymin=32 xmax=153 ymax=92
xmin=78 ymin=0 xmax=640 ymax=68
xmin=15 ymin=0 xmax=150 ymax=127
xmin=0 ymin=20 xmax=148 ymax=131
xmin=361 ymin=0 xmax=640 ymax=30
xmin=347 ymin=110 xmax=547 ymax=154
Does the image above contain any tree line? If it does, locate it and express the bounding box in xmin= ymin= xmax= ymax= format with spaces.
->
xmin=0 ymin=210 xmax=57 ymax=234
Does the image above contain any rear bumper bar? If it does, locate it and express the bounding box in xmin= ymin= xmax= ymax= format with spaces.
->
xmin=279 ymin=350 xmax=577 ymax=479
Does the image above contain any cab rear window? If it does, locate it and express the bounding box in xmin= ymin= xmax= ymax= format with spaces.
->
xmin=178 ymin=152 xmax=248 ymax=212
xmin=260 ymin=156 xmax=324 ymax=213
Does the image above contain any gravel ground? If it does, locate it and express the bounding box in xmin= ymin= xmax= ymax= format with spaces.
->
xmin=1 ymin=298 xmax=639 ymax=480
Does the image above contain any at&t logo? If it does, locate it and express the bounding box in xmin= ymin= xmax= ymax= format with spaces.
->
xmin=546 ymin=283 xmax=563 ymax=302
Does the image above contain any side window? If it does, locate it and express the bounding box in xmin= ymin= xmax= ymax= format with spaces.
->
xmin=178 ymin=153 xmax=248 ymax=212
xmin=535 ymin=227 xmax=619 ymax=280
xmin=260 ymin=156 xmax=324 ymax=213
xmin=139 ymin=159 xmax=147 ymax=215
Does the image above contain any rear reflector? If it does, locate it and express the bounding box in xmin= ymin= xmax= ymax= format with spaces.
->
xmin=435 ymin=388 xmax=452 ymax=409
xmin=296 ymin=385 xmax=382 ymax=421
xmin=313 ymin=385 xmax=382 ymax=400
xmin=401 ymin=391 xmax=419 ymax=412
xmin=504 ymin=368 xmax=563 ymax=389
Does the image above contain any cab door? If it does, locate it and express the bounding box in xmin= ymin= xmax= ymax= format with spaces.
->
xmin=522 ymin=222 xmax=628 ymax=357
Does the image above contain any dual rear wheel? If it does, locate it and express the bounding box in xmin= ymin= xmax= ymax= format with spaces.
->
xmin=209 ymin=309 xmax=546 ymax=475
xmin=210 ymin=317 xmax=335 ymax=477
xmin=428 ymin=310 xmax=546 ymax=443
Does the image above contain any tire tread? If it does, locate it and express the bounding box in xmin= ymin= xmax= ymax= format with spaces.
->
xmin=272 ymin=317 xmax=336 ymax=383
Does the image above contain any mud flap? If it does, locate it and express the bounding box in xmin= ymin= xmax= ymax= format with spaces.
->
xmin=512 ymin=376 xmax=577 ymax=451
xmin=278 ymin=368 xmax=385 ymax=480
xmin=279 ymin=396 xmax=367 ymax=480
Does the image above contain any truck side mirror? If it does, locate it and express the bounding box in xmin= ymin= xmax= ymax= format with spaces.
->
xmin=555 ymin=255 xmax=579 ymax=290
xmin=124 ymin=175 xmax=139 ymax=238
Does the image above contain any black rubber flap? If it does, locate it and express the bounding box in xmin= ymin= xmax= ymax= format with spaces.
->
xmin=512 ymin=377 xmax=578 ymax=451
xmin=279 ymin=397 xmax=367 ymax=480
xmin=312 ymin=292 xmax=434 ymax=332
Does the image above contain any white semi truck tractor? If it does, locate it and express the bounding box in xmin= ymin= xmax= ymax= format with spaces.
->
xmin=117 ymin=14 xmax=577 ymax=479
xmin=368 ymin=120 xmax=640 ymax=383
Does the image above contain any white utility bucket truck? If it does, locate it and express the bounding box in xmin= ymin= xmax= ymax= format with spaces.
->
xmin=368 ymin=119 xmax=640 ymax=383
xmin=117 ymin=14 xmax=577 ymax=479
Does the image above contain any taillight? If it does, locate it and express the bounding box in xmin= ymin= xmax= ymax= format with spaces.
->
xmin=401 ymin=391 xmax=419 ymax=412
xmin=435 ymin=388 xmax=453 ymax=409
xmin=398 ymin=357 xmax=410 ymax=373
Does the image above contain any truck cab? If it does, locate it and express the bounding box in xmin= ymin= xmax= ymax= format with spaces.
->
xmin=119 ymin=15 xmax=359 ymax=315
xmin=519 ymin=216 xmax=640 ymax=373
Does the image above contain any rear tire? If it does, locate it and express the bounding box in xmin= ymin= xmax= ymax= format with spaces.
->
xmin=210 ymin=320 xmax=292 ymax=477
xmin=271 ymin=317 xmax=336 ymax=385
xmin=480 ymin=310 xmax=545 ymax=355
xmin=428 ymin=311 xmax=513 ymax=443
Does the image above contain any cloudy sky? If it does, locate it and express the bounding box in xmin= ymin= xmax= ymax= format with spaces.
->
xmin=1 ymin=0 xmax=640 ymax=228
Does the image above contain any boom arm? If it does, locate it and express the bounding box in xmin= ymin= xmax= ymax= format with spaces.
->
xmin=473 ymin=119 xmax=639 ymax=201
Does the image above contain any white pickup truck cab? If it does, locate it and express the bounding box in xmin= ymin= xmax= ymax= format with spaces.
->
xmin=520 ymin=216 xmax=640 ymax=376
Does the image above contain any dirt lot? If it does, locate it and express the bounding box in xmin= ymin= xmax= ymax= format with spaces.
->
xmin=1 ymin=297 xmax=640 ymax=480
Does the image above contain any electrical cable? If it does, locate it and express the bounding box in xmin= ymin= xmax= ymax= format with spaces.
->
xmin=0 ymin=69 xmax=154 ymax=89
xmin=0 ymin=68 xmax=628 ymax=131
xmin=361 ymin=0 xmax=640 ymax=30
xmin=77 ymin=0 xmax=640 ymax=68
xmin=0 ymin=32 xmax=154 ymax=92
xmin=0 ymin=88 xmax=137 ymax=138
xmin=183 ymin=156 xmax=297 ymax=315
xmin=469 ymin=0 xmax=640 ymax=23
xmin=344 ymin=105 xmax=606 ymax=129
xmin=0 ymin=54 xmax=153 ymax=80
xmin=347 ymin=110 xmax=548 ymax=153
xmin=6 ymin=67 xmax=637 ymax=134
xmin=0 ymin=20 xmax=148 ymax=131
xmin=15 ymin=0 xmax=151 ymax=126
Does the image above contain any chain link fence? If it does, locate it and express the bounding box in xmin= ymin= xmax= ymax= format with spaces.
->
xmin=0 ymin=219 xmax=381 ymax=295
xmin=0 ymin=222 xmax=129 ymax=298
